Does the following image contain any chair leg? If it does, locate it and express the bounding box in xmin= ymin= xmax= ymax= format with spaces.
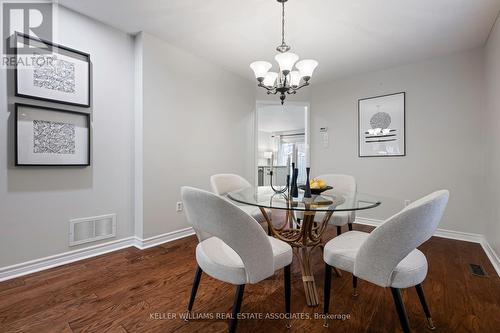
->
xmin=352 ymin=275 xmax=358 ymax=296
xmin=284 ymin=264 xmax=292 ymax=328
xmin=348 ymin=223 xmax=353 ymax=231
xmin=336 ymin=226 xmax=342 ymax=236
xmin=185 ymin=265 xmax=203 ymax=320
xmin=390 ymin=288 xmax=411 ymax=333
xmin=323 ymin=263 xmax=332 ymax=327
xmin=415 ymin=284 xmax=436 ymax=330
xmin=229 ymin=285 xmax=245 ymax=333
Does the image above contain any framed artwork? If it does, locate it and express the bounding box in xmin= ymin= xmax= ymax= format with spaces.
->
xmin=15 ymin=103 xmax=91 ymax=166
xmin=358 ymin=92 xmax=406 ymax=157
xmin=14 ymin=32 xmax=91 ymax=107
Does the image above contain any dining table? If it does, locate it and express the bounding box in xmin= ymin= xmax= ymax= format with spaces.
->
xmin=227 ymin=186 xmax=381 ymax=307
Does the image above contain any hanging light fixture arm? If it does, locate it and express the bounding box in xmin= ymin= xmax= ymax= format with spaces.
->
xmin=258 ymin=81 xmax=309 ymax=93
xmin=258 ymin=82 xmax=278 ymax=94
xmin=289 ymin=81 xmax=310 ymax=92
xmin=249 ymin=0 xmax=318 ymax=105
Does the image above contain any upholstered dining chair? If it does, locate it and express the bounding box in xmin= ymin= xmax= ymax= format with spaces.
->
xmin=296 ymin=174 xmax=356 ymax=236
xmin=317 ymin=174 xmax=356 ymax=235
xmin=181 ymin=186 xmax=293 ymax=333
xmin=323 ymin=190 xmax=449 ymax=333
xmin=210 ymin=174 xmax=268 ymax=230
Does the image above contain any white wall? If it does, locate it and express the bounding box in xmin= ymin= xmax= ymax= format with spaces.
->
xmin=257 ymin=130 xmax=273 ymax=166
xmin=1 ymin=5 xmax=497 ymax=272
xmin=139 ymin=32 xmax=255 ymax=238
xmin=484 ymin=17 xmax=500 ymax=256
xmin=0 ymin=7 xmax=135 ymax=267
xmin=310 ymin=49 xmax=486 ymax=233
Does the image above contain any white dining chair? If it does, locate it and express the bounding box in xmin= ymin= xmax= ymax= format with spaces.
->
xmin=295 ymin=174 xmax=356 ymax=235
xmin=210 ymin=174 xmax=268 ymax=230
xmin=323 ymin=190 xmax=449 ymax=332
xmin=316 ymin=174 xmax=356 ymax=235
xmin=181 ymin=186 xmax=293 ymax=332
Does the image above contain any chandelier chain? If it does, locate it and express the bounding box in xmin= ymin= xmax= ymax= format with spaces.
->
xmin=281 ymin=1 xmax=285 ymax=46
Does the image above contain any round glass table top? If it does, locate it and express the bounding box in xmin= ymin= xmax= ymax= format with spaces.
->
xmin=227 ymin=186 xmax=381 ymax=212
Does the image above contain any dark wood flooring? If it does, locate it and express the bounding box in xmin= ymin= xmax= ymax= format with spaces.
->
xmin=1 ymin=223 xmax=499 ymax=333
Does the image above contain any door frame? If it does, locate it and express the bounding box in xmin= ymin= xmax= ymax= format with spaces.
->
xmin=254 ymin=100 xmax=311 ymax=187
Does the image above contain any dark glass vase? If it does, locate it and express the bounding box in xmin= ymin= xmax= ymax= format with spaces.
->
xmin=291 ymin=167 xmax=299 ymax=198
xmin=304 ymin=167 xmax=312 ymax=198
xmin=288 ymin=162 xmax=295 ymax=196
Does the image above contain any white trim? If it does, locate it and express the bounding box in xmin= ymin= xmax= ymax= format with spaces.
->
xmin=254 ymin=100 xmax=311 ymax=187
xmin=355 ymin=217 xmax=500 ymax=276
xmin=356 ymin=217 xmax=484 ymax=242
xmin=133 ymin=32 xmax=144 ymax=240
xmin=354 ymin=217 xmax=383 ymax=227
xmin=2 ymin=220 xmax=497 ymax=282
xmin=0 ymin=237 xmax=135 ymax=282
xmin=134 ymin=227 xmax=195 ymax=249
xmin=0 ymin=227 xmax=196 ymax=282
xmin=434 ymin=228 xmax=483 ymax=243
xmin=481 ymin=239 xmax=500 ymax=277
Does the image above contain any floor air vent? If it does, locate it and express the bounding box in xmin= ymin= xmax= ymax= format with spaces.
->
xmin=69 ymin=214 xmax=116 ymax=246
xmin=469 ymin=263 xmax=487 ymax=277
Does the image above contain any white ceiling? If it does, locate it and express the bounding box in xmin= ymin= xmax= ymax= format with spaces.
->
xmin=258 ymin=104 xmax=305 ymax=133
xmin=59 ymin=0 xmax=500 ymax=82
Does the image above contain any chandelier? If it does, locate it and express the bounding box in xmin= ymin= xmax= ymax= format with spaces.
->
xmin=250 ymin=0 xmax=318 ymax=105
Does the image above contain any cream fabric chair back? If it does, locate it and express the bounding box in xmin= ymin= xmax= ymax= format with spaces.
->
xmin=317 ymin=174 xmax=356 ymax=221
xmin=210 ymin=174 xmax=252 ymax=196
xmin=354 ymin=190 xmax=449 ymax=287
xmin=181 ymin=186 xmax=275 ymax=284
xmin=317 ymin=174 xmax=356 ymax=195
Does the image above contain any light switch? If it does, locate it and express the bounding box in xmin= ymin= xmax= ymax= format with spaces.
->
xmin=320 ymin=127 xmax=329 ymax=148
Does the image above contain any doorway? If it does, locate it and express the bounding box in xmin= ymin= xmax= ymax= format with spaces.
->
xmin=255 ymin=101 xmax=310 ymax=187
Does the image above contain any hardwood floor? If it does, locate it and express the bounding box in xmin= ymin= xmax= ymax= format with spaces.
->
xmin=1 ymin=224 xmax=499 ymax=333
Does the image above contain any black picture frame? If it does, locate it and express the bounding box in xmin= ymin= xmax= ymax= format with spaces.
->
xmin=14 ymin=32 xmax=91 ymax=108
xmin=15 ymin=103 xmax=91 ymax=166
xmin=358 ymin=92 xmax=406 ymax=158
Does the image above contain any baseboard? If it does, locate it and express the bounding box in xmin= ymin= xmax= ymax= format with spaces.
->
xmin=355 ymin=217 xmax=383 ymax=228
xmin=0 ymin=227 xmax=196 ymax=282
xmin=480 ymin=239 xmax=500 ymax=277
xmin=356 ymin=217 xmax=485 ymax=242
xmin=2 ymin=220 xmax=497 ymax=282
xmin=0 ymin=237 xmax=136 ymax=282
xmin=134 ymin=227 xmax=195 ymax=249
xmin=355 ymin=217 xmax=500 ymax=276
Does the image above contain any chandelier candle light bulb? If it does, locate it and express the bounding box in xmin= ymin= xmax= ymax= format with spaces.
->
xmin=250 ymin=0 xmax=318 ymax=105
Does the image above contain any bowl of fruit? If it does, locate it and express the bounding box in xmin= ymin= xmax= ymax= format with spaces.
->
xmin=298 ymin=177 xmax=333 ymax=195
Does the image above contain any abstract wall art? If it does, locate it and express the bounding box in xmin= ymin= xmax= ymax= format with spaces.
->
xmin=14 ymin=32 xmax=91 ymax=107
xmin=15 ymin=104 xmax=91 ymax=166
xmin=33 ymin=56 xmax=76 ymax=93
xmin=358 ymin=92 xmax=406 ymax=157
xmin=33 ymin=120 xmax=76 ymax=154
